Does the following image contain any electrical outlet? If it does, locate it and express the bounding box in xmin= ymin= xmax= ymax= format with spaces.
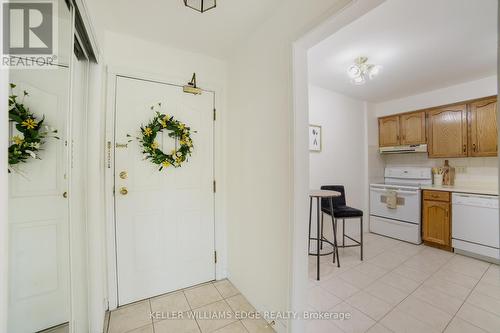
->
xmin=455 ymin=166 xmax=467 ymax=173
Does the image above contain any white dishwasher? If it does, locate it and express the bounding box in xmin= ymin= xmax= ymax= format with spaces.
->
xmin=452 ymin=193 xmax=499 ymax=262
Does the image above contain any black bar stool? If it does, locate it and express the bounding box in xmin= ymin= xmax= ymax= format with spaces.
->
xmin=308 ymin=190 xmax=341 ymax=281
xmin=320 ymin=185 xmax=363 ymax=261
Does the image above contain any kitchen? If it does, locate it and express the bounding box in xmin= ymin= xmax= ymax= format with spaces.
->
xmin=371 ymin=97 xmax=499 ymax=262
xmin=306 ymin=0 xmax=499 ymax=332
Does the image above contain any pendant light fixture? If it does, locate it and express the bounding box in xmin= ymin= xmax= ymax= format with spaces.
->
xmin=184 ymin=0 xmax=216 ymax=13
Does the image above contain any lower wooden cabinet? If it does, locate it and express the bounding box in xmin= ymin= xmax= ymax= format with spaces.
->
xmin=422 ymin=190 xmax=452 ymax=251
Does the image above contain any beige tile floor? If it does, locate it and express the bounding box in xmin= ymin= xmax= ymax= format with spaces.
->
xmin=105 ymin=231 xmax=499 ymax=333
xmin=307 ymin=232 xmax=500 ymax=333
xmin=106 ymin=280 xmax=275 ymax=333
xmin=40 ymin=323 xmax=69 ymax=333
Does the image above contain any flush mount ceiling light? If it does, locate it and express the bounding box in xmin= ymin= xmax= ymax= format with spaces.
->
xmin=347 ymin=56 xmax=381 ymax=85
xmin=184 ymin=0 xmax=216 ymax=13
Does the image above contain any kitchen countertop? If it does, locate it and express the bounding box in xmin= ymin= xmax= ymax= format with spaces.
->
xmin=421 ymin=184 xmax=498 ymax=196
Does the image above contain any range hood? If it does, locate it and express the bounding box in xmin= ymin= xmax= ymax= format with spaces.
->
xmin=379 ymin=144 xmax=428 ymax=154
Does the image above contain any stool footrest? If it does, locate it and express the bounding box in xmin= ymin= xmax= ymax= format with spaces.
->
xmin=308 ymin=237 xmax=336 ymax=256
xmin=339 ymin=234 xmax=361 ymax=247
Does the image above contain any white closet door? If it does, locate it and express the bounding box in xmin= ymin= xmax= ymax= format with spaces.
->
xmin=8 ymin=68 xmax=70 ymax=333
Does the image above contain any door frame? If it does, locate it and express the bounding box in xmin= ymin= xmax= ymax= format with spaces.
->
xmin=290 ymin=1 xmax=385 ymax=332
xmin=104 ymin=67 xmax=226 ymax=310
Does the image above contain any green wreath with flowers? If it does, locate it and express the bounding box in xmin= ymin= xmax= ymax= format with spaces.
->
xmin=8 ymin=83 xmax=59 ymax=173
xmin=130 ymin=103 xmax=194 ymax=171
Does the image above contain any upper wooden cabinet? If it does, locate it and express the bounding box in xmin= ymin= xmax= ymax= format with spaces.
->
xmin=377 ymin=96 xmax=497 ymax=157
xmin=469 ymin=97 xmax=498 ymax=157
xmin=379 ymin=111 xmax=425 ymax=147
xmin=378 ymin=116 xmax=400 ymax=147
xmin=400 ymin=111 xmax=426 ymax=145
xmin=428 ymin=104 xmax=468 ymax=158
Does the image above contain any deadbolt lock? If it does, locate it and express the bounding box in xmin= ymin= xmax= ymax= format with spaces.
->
xmin=119 ymin=171 xmax=128 ymax=179
xmin=120 ymin=187 xmax=128 ymax=195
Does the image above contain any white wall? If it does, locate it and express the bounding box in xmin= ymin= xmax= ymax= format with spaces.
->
xmin=308 ymin=85 xmax=368 ymax=218
xmin=101 ymin=31 xmax=228 ymax=90
xmin=225 ymin=1 xmax=356 ymax=331
xmin=367 ymin=75 xmax=498 ymax=185
xmin=372 ymin=75 xmax=497 ymax=117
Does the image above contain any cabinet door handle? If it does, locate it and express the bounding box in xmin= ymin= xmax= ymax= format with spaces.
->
xmin=463 ymin=144 xmax=466 ymax=153
xmin=472 ymin=144 xmax=476 ymax=152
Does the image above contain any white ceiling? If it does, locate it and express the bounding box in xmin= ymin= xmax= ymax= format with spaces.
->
xmin=85 ymin=0 xmax=285 ymax=59
xmin=308 ymin=0 xmax=497 ymax=103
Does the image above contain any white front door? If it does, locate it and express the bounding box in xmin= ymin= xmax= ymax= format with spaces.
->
xmin=114 ymin=76 xmax=215 ymax=306
xmin=8 ymin=68 xmax=70 ymax=333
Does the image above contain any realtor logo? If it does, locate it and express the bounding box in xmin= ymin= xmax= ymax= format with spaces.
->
xmin=2 ymin=0 xmax=57 ymax=68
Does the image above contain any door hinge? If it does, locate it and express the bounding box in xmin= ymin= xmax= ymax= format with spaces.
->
xmin=213 ymin=180 xmax=216 ymax=193
xmin=214 ymin=251 xmax=217 ymax=264
xmin=213 ymin=108 xmax=216 ymax=121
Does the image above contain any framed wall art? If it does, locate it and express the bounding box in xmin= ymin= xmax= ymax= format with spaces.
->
xmin=309 ymin=124 xmax=321 ymax=152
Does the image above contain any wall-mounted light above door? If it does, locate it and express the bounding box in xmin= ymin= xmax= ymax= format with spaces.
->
xmin=184 ymin=0 xmax=217 ymax=13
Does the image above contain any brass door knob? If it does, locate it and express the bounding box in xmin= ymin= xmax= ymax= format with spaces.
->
xmin=119 ymin=171 xmax=128 ymax=179
xmin=119 ymin=187 xmax=128 ymax=195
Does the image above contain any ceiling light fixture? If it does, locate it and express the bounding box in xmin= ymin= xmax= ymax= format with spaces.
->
xmin=347 ymin=56 xmax=381 ymax=85
xmin=184 ymin=0 xmax=216 ymax=13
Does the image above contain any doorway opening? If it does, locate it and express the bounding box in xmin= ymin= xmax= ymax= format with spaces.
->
xmin=291 ymin=1 xmax=498 ymax=332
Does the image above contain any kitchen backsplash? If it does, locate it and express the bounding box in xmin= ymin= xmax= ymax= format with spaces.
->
xmin=383 ymin=154 xmax=498 ymax=186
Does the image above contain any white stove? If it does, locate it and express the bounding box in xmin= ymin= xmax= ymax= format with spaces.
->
xmin=369 ymin=167 xmax=432 ymax=244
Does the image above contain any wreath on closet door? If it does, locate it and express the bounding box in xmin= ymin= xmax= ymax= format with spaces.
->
xmin=8 ymin=83 xmax=59 ymax=173
xmin=129 ymin=102 xmax=194 ymax=171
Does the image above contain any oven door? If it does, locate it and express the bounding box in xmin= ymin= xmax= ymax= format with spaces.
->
xmin=370 ymin=185 xmax=421 ymax=224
